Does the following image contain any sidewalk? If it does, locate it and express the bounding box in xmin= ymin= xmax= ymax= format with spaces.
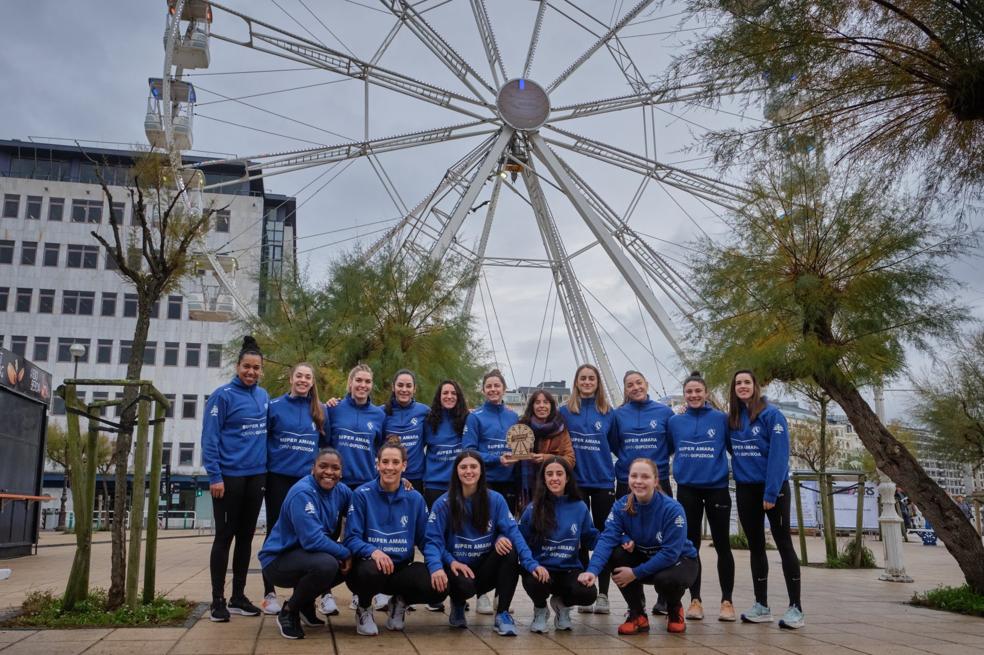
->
xmin=1 ymin=533 xmax=982 ymax=654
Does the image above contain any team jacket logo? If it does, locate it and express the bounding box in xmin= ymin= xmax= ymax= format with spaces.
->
xmin=773 ymin=424 xmax=785 ymax=434
xmin=674 ymin=514 xmax=685 ymax=528
xmin=707 ymin=428 xmax=716 ymax=438
xmin=367 ymin=421 xmax=375 ymax=430
xmin=304 ymin=501 xmax=316 ymax=515
xmin=400 ymin=515 xmax=408 ymax=527
xmin=655 ymin=531 xmax=663 ymax=542
xmin=311 ymin=422 xmax=317 ymax=431
xmin=650 ymin=420 xmax=659 ymax=429
xmin=210 ymin=405 xmax=219 ymax=417
xmin=571 ymin=523 xmax=578 ymax=536
xmin=410 ymin=417 xmax=418 ymax=426
xmin=594 ymin=421 xmax=602 ymax=430
xmin=751 ymin=426 xmax=761 ymax=436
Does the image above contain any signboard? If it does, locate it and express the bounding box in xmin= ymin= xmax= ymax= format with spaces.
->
xmin=790 ymin=479 xmax=880 ymax=531
xmin=0 ymin=348 xmax=53 ymax=405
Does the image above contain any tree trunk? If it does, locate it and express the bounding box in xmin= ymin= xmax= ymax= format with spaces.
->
xmin=816 ymin=372 xmax=984 ymax=594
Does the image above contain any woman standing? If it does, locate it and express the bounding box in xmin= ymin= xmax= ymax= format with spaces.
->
xmin=578 ymin=459 xmax=698 ymax=635
xmin=261 ymin=363 xmax=331 ymax=615
xmin=344 ymin=438 xmax=446 ymax=636
xmin=668 ymin=372 xmax=735 ymax=622
xmin=201 ymin=336 xmax=270 ymax=622
xmin=383 ymin=369 xmax=430 ymax=492
xmin=727 ymin=370 xmax=804 ymax=629
xmin=329 ymin=364 xmax=385 ymax=491
xmin=422 ymin=379 xmax=469 ymax=509
xmin=560 ymin=364 xmax=618 ymax=614
xmin=518 ymin=457 xmax=598 ymax=633
xmin=424 ymin=451 xmax=547 ymax=635
xmin=614 ymin=370 xmax=674 ymax=498
xmin=462 ymin=369 xmax=519 ymax=512
xmin=514 ymin=389 xmax=575 ymax=512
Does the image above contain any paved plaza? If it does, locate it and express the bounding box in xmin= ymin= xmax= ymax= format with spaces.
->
xmin=1 ymin=531 xmax=982 ymax=655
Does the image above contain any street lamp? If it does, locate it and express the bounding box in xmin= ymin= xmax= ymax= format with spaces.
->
xmin=69 ymin=342 xmax=86 ymax=379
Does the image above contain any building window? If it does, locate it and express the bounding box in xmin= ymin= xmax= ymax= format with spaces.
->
xmin=67 ymin=244 xmax=100 ymax=269
xmin=38 ymin=289 xmax=55 ymax=314
xmin=48 ymin=198 xmax=64 ymax=222
xmin=110 ymin=201 xmax=125 ymax=225
xmin=167 ymin=295 xmax=182 ymax=319
xmin=123 ymin=293 xmax=138 ymax=317
xmin=91 ymin=391 xmax=109 ymax=417
xmin=33 ymin=336 xmax=50 ymax=362
xmin=150 ymin=300 xmax=160 ymax=319
xmin=97 ymin=339 xmax=113 ymax=364
xmin=207 ymin=343 xmax=223 ymax=368
xmin=25 ymin=196 xmax=42 ymax=220
xmin=119 ymin=340 xmax=132 ymax=364
xmin=163 ymin=394 xmax=176 ymax=419
xmin=185 ymin=343 xmax=201 ymax=367
xmin=62 ymin=290 xmax=95 ymax=315
xmin=70 ymin=199 xmax=103 ymax=223
xmin=143 ymin=341 xmax=157 ymax=366
xmin=164 ymin=342 xmax=179 ymax=366
xmin=181 ymin=395 xmax=197 ymax=419
xmin=162 ymin=443 xmax=173 ymax=467
xmin=0 ymin=240 xmax=13 ymax=264
xmin=43 ymin=242 xmax=59 ymax=266
xmin=16 ymin=288 xmax=32 ymax=312
xmin=52 ymin=396 xmax=66 ymax=415
xmin=0 ymin=287 xmax=7 ymax=311
xmin=57 ymin=338 xmax=90 ymax=363
xmin=2 ymin=194 xmax=19 ymax=218
xmin=20 ymin=241 xmax=37 ymax=265
xmin=101 ymin=292 xmax=117 ymax=317
xmin=214 ymin=209 xmax=230 ymax=233
xmin=178 ymin=442 xmax=195 ymax=466
xmin=10 ymin=336 xmax=27 ymax=357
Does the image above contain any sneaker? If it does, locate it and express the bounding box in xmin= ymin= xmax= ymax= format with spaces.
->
xmin=449 ymin=602 xmax=467 ymax=628
xmin=550 ymin=595 xmax=573 ymax=631
xmin=530 ymin=606 xmax=549 ymax=633
xmin=476 ymin=593 xmax=494 ymax=615
xmin=779 ymin=606 xmax=805 ymax=630
xmin=350 ymin=594 xmax=359 ymax=610
xmin=356 ymin=606 xmax=379 ymax=636
xmin=276 ymin=609 xmax=305 ymax=639
xmin=593 ymin=593 xmax=610 ymax=615
xmin=577 ymin=601 xmax=594 ymax=614
xmin=262 ymin=592 xmax=282 ymax=615
xmin=320 ymin=593 xmax=339 ymax=616
xmin=651 ymin=598 xmax=668 ymax=615
xmin=618 ymin=611 xmax=650 ymax=635
xmin=228 ymin=596 xmax=261 ymax=616
xmin=494 ymin=611 xmax=518 ymax=636
xmin=209 ymin=598 xmax=230 ymax=623
xmin=386 ymin=596 xmax=408 ymax=631
xmin=667 ymin=605 xmax=686 ymax=633
xmin=719 ymin=600 xmax=737 ymax=622
xmin=299 ymin=603 xmax=326 ymax=627
xmin=685 ymin=599 xmax=703 ymax=620
xmin=374 ymin=594 xmax=391 ymax=611
xmin=425 ymin=602 xmax=445 ymax=612
xmin=740 ymin=602 xmax=773 ymax=623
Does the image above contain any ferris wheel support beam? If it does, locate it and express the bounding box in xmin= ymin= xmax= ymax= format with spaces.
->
xmin=523 ymin=0 xmax=548 ymax=78
xmin=469 ymin=0 xmax=508 ymax=88
xmin=463 ymin=176 xmax=502 ymax=314
xmin=549 ymin=85 xmax=710 ymax=122
xmin=531 ymin=134 xmax=687 ymax=366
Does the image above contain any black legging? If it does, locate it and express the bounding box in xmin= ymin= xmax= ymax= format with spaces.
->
xmin=676 ymin=485 xmax=735 ymax=603
xmin=579 ymin=486 xmax=616 ymax=596
xmin=521 ymin=568 xmax=597 ymax=608
xmin=446 ymin=549 xmax=520 ymax=612
xmin=735 ymin=481 xmax=802 ymax=611
xmin=210 ymin=473 xmax=265 ymax=600
xmin=608 ymin=548 xmax=698 ymax=615
xmin=347 ymin=559 xmax=446 ymax=609
xmin=263 ymin=548 xmax=344 ymax=612
xmin=263 ymin=472 xmax=301 ymax=595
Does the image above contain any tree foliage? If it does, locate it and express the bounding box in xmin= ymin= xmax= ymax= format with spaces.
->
xmin=673 ymin=1 xmax=984 ymax=196
xmin=45 ymin=423 xmax=113 ymax=473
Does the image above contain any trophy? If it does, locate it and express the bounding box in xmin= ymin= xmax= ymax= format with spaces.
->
xmin=506 ymin=424 xmax=535 ymax=460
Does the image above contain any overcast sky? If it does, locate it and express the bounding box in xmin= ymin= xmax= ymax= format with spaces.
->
xmin=2 ymin=1 xmax=980 ymax=419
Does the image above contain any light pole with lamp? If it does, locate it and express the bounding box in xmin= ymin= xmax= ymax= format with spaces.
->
xmin=57 ymin=342 xmax=87 ymax=531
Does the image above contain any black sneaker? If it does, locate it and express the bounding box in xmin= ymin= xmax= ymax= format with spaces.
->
xmin=652 ymin=598 xmax=668 ymax=616
xmin=298 ymin=603 xmax=326 ymax=627
xmin=426 ymin=602 xmax=445 ymax=612
xmin=277 ymin=609 xmax=305 ymax=639
xmin=209 ymin=598 xmax=231 ymax=622
xmin=228 ymin=596 xmax=261 ymax=616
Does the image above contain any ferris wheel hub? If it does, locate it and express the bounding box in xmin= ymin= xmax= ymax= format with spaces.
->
xmin=496 ymin=78 xmax=550 ymax=131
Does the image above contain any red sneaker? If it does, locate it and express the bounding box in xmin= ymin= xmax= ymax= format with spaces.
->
xmin=618 ymin=612 xmax=650 ymax=635
xmin=667 ymin=605 xmax=686 ymax=633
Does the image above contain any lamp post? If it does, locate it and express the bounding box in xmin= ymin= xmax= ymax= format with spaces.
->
xmin=69 ymin=342 xmax=86 ymax=379
xmin=58 ymin=342 xmax=87 ymax=531
xmin=874 ymin=386 xmax=913 ymax=583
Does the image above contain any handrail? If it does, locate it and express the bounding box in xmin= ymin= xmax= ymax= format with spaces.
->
xmin=0 ymin=493 xmax=53 ymax=502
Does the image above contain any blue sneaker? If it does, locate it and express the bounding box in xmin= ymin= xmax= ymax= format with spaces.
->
xmin=494 ymin=611 xmax=518 ymax=636
xmin=449 ymin=602 xmax=467 ymax=629
xmin=779 ymin=606 xmax=805 ymax=629
xmin=740 ymin=602 xmax=773 ymax=623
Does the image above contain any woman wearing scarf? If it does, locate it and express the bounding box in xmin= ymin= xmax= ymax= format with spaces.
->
xmin=510 ymin=390 xmax=575 ymax=513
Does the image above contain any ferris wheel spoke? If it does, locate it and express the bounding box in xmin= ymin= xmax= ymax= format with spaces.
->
xmin=523 ymin=0 xmax=548 ymax=79
xmin=469 ymin=0 xmax=508 ymax=88
xmin=549 ymin=84 xmax=712 ymax=121
xmin=461 ymin=175 xmax=502 ymax=314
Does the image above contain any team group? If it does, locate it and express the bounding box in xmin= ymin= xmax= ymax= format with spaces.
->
xmin=200 ymin=336 xmax=804 ymax=641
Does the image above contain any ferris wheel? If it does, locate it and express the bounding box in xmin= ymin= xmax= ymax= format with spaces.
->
xmin=151 ymin=0 xmax=749 ymax=401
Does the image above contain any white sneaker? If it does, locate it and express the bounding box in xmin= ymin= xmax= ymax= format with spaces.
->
xmin=350 ymin=594 xmax=359 ymax=610
xmin=356 ymin=606 xmax=379 ymax=636
xmin=476 ymin=593 xmax=494 ymax=615
xmin=261 ymin=592 xmax=281 ymax=615
xmin=386 ymin=596 xmax=408 ymax=631
xmin=320 ymin=593 xmax=339 ymax=616
xmin=374 ymin=594 xmax=391 ymax=611
xmin=593 ymin=593 xmax=610 ymax=615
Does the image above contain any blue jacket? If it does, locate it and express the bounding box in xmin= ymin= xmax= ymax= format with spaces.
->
xmin=267 ymin=393 xmax=329 ymax=478
xmin=728 ymin=402 xmax=790 ymax=504
xmin=258 ymin=474 xmax=352 ymax=567
xmin=328 ymin=395 xmax=386 ymax=487
xmin=587 ymin=493 xmax=697 ymax=580
xmin=201 ymin=376 xmax=269 ymax=484
xmin=559 ymin=398 xmax=617 ymax=489
xmin=424 ymin=489 xmax=539 ymax=573
xmin=343 ymin=478 xmax=428 ymax=565
xmin=463 ymin=401 xmax=519 ymax=483
xmin=383 ymin=400 xmax=430 ymax=480
xmin=423 ymin=410 xmax=465 ymax=489
xmin=518 ymin=495 xmax=598 ymax=571
xmin=613 ymin=397 xmax=675 ymax=484
xmin=669 ymin=404 xmax=730 ymax=489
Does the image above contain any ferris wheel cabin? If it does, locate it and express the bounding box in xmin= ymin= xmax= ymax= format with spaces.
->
xmin=164 ymin=0 xmax=212 ymax=69
xmin=144 ymin=77 xmax=196 ymax=151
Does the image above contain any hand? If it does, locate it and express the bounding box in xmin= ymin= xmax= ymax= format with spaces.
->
xmin=340 ymin=557 xmax=352 ymax=575
xmin=326 ymin=397 xmax=340 ymax=408
xmin=763 ymin=500 xmax=776 ymax=510
xmin=431 ymin=569 xmax=448 ymax=592
xmin=494 ymin=536 xmax=513 ymax=555
xmin=612 ymin=566 xmax=637 ymax=588
xmin=621 ymin=540 xmax=635 ymax=552
xmin=577 ymin=571 xmax=596 ymax=587
xmin=500 ymin=453 xmax=517 ymax=466
xmin=209 ymin=482 xmax=225 ymax=499
xmin=532 ymin=566 xmax=550 ymax=583
xmin=530 ymin=452 xmax=546 ymax=464
xmin=449 ymin=560 xmax=474 ymax=579
xmin=402 ymin=477 xmax=414 ymax=491
xmin=370 ymin=549 xmax=394 ymax=574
